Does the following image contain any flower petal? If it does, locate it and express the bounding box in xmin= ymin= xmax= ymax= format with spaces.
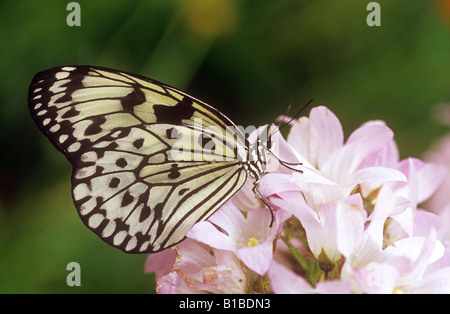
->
xmin=335 ymin=194 xmax=365 ymax=259
xmin=236 ymin=241 xmax=273 ymax=275
xmin=349 ymin=166 xmax=406 ymax=187
xmin=145 ymin=248 xmax=177 ymax=282
xmin=287 ymin=106 xmax=343 ymax=167
xmin=268 ymin=260 xmax=312 ymax=293
xmin=342 ymin=262 xmax=400 ymax=294
xmin=394 ymin=158 xmax=447 ymax=204
xmin=187 ymin=220 xmax=234 ymax=250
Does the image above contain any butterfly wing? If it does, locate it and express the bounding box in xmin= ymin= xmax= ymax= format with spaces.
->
xmin=28 ymin=65 xmax=248 ymax=253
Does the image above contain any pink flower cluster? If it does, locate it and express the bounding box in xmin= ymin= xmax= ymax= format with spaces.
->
xmin=145 ymin=106 xmax=450 ymax=294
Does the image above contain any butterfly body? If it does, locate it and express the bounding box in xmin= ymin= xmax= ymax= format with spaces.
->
xmin=28 ymin=65 xmax=268 ymax=253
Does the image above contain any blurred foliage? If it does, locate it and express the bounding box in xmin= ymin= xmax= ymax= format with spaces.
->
xmin=0 ymin=0 xmax=448 ymax=293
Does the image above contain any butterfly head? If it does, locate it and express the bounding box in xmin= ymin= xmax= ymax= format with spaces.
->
xmin=246 ymin=137 xmax=271 ymax=178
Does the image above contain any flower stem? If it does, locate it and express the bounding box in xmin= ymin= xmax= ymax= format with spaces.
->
xmin=281 ymin=235 xmax=323 ymax=286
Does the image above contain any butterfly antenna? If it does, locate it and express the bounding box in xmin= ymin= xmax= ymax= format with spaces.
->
xmin=270 ymin=99 xmax=313 ymax=138
xmin=265 ymin=99 xmax=313 ymax=173
xmin=270 ymin=152 xmax=303 ymax=173
xmin=273 ymin=102 xmax=292 ymax=132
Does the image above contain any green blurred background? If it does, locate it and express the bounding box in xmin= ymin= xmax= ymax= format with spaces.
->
xmin=0 ymin=0 xmax=448 ymax=293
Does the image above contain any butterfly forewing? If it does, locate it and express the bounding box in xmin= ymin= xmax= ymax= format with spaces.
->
xmin=28 ymin=65 xmax=252 ymax=253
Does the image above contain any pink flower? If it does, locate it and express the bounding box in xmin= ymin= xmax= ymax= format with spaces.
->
xmin=427 ymin=140 xmax=450 ymax=213
xmin=144 ymin=105 xmax=450 ymax=294
xmin=187 ymin=199 xmax=289 ymax=275
xmin=269 ymin=260 xmax=352 ymax=294
xmin=146 ymin=239 xmax=250 ymax=293
xmin=342 ymin=229 xmax=450 ymax=294
xmin=262 ymin=106 xmax=408 ymax=265
xmin=391 ymin=157 xmax=446 ymax=209
xmin=384 ymin=158 xmax=446 ymax=240
xmin=261 ymin=107 xmax=406 ymax=207
xmin=424 ymin=104 xmax=450 ymax=246
xmin=262 ymin=106 xmax=450 ymax=293
xmin=424 ymin=105 xmax=450 ymax=215
xmin=145 ymin=246 xmax=177 ymax=283
xmin=271 ymin=192 xmax=365 ymax=266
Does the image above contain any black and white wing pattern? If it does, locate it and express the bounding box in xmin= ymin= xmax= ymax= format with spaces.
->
xmin=28 ymin=65 xmax=265 ymax=253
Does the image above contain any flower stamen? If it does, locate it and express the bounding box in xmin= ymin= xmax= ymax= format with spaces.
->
xmin=247 ymin=237 xmax=259 ymax=247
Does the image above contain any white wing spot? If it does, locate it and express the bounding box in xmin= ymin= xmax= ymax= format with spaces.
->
xmin=88 ymin=213 xmax=104 ymax=229
xmin=92 ymin=141 xmax=110 ymax=148
xmin=43 ymin=118 xmax=51 ymax=126
xmin=113 ymin=230 xmax=127 ymax=246
xmin=139 ymin=242 xmax=150 ymax=252
xmin=34 ymin=88 xmax=42 ymax=93
xmin=67 ymin=142 xmax=81 ymax=152
xmin=111 ymin=130 xmax=122 ymax=138
xmin=73 ymin=183 xmax=90 ymax=201
xmin=59 ymin=134 xmax=69 ymax=143
xmin=34 ymin=103 xmax=42 ymax=110
xmin=102 ymin=220 xmax=116 ymax=238
xmin=80 ymin=151 xmax=98 ymax=162
xmin=49 ymin=124 xmax=60 ymax=133
xmin=55 ymin=71 xmax=70 ymax=79
xmin=79 ymin=197 xmax=97 ymax=216
xmin=50 ymin=79 xmax=70 ymax=93
xmin=125 ymin=237 xmax=137 ymax=251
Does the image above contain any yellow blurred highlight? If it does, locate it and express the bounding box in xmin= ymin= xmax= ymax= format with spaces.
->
xmin=177 ymin=0 xmax=239 ymax=38
xmin=436 ymin=0 xmax=450 ymax=26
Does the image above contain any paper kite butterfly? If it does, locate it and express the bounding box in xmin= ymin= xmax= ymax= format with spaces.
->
xmin=28 ymin=65 xmax=280 ymax=254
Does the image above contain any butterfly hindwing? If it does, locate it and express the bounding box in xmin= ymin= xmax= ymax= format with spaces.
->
xmin=28 ymin=65 xmax=250 ymax=253
xmin=72 ymin=124 xmax=247 ymax=252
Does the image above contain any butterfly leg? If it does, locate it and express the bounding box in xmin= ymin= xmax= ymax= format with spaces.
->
xmin=252 ymin=181 xmax=275 ymax=228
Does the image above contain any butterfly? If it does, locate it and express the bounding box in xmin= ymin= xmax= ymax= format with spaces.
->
xmin=28 ymin=65 xmax=296 ymax=254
